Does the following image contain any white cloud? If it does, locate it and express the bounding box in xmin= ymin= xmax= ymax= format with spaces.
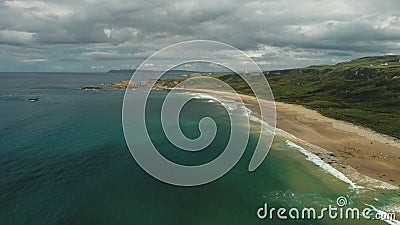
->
xmin=20 ymin=58 xmax=47 ymax=63
xmin=90 ymin=65 xmax=104 ymax=69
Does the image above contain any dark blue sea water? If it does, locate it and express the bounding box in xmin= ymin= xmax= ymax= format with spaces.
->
xmin=0 ymin=73 xmax=398 ymax=225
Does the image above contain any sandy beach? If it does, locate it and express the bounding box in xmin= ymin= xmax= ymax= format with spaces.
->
xmin=182 ymin=88 xmax=400 ymax=188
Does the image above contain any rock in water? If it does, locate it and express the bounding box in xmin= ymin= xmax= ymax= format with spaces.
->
xmin=80 ymin=86 xmax=103 ymax=90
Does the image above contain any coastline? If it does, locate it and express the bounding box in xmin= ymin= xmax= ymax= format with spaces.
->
xmin=275 ymin=100 xmax=400 ymax=188
xmin=180 ymin=88 xmax=400 ymax=188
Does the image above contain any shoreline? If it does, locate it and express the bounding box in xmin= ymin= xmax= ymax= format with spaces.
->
xmin=179 ymin=88 xmax=400 ymax=189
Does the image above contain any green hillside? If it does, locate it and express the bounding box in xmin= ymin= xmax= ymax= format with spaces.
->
xmin=157 ymin=55 xmax=400 ymax=139
xmin=265 ymin=56 xmax=400 ymax=139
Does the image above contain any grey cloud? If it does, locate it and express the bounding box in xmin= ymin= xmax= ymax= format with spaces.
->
xmin=80 ymin=51 xmax=140 ymax=60
xmin=0 ymin=0 xmax=400 ymax=71
xmin=0 ymin=30 xmax=34 ymax=45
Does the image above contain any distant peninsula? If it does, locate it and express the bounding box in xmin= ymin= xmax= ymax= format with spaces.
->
xmin=107 ymin=69 xmax=136 ymax=74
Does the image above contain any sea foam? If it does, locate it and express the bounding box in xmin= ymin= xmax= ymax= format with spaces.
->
xmin=365 ymin=204 xmax=400 ymax=225
xmin=186 ymin=92 xmax=250 ymax=117
xmin=285 ymin=140 xmax=361 ymax=189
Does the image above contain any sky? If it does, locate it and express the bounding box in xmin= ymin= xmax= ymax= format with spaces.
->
xmin=0 ymin=0 xmax=400 ymax=72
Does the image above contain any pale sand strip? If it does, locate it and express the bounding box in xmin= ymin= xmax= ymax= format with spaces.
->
xmin=181 ymin=88 xmax=400 ymax=188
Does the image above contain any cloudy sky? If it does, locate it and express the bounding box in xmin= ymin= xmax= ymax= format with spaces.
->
xmin=1 ymin=0 xmax=400 ymax=72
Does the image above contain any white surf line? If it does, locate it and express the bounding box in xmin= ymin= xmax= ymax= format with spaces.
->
xmin=245 ymin=110 xmax=362 ymax=189
xmin=284 ymin=140 xmax=362 ymax=189
xmin=274 ymin=126 xmax=398 ymax=190
xmin=190 ymin=92 xmax=367 ymax=189
xmin=382 ymin=204 xmax=400 ymax=215
xmin=186 ymin=91 xmax=251 ymax=117
xmin=365 ymin=204 xmax=400 ymax=225
xmin=185 ymin=90 xmax=398 ymax=190
xmin=249 ymin=115 xmax=275 ymax=135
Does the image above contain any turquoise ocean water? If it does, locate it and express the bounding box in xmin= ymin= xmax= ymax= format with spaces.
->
xmin=0 ymin=73 xmax=398 ymax=225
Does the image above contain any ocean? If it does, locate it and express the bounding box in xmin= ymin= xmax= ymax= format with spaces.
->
xmin=0 ymin=73 xmax=398 ymax=225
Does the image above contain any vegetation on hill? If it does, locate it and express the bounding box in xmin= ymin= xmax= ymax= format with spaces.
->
xmin=155 ymin=55 xmax=400 ymax=139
